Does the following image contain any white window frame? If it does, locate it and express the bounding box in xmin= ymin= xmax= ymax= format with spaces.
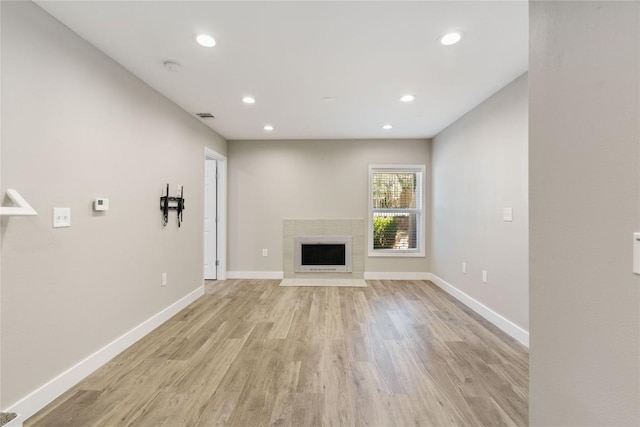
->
xmin=368 ymin=164 xmax=426 ymax=257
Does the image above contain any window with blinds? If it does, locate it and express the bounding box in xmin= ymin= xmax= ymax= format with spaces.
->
xmin=369 ymin=165 xmax=425 ymax=256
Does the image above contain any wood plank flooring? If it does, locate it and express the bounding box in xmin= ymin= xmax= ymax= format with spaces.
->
xmin=26 ymin=280 xmax=528 ymax=427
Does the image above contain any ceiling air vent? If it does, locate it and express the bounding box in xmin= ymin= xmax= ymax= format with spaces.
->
xmin=196 ymin=113 xmax=215 ymax=119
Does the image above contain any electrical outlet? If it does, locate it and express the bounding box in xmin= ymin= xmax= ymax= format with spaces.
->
xmin=262 ymin=248 xmax=268 ymax=257
xmin=503 ymin=207 xmax=513 ymax=222
xmin=462 ymin=262 xmax=467 ymax=274
xmin=161 ymin=273 xmax=167 ymax=286
xmin=482 ymin=270 xmax=488 ymax=283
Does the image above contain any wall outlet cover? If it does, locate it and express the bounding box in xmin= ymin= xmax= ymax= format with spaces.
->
xmin=503 ymin=207 xmax=513 ymax=222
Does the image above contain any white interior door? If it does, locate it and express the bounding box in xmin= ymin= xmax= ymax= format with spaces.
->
xmin=204 ymin=159 xmax=217 ymax=280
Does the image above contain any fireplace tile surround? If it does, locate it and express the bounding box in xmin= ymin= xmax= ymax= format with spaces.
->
xmin=283 ymin=219 xmax=365 ymax=279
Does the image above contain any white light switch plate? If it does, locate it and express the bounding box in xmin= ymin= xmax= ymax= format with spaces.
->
xmin=53 ymin=207 xmax=71 ymax=228
xmin=503 ymin=207 xmax=513 ymax=222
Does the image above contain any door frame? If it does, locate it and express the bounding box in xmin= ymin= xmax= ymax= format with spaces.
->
xmin=204 ymin=147 xmax=227 ymax=280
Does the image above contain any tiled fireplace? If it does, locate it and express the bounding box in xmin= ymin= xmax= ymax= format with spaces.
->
xmin=283 ymin=219 xmax=365 ymax=279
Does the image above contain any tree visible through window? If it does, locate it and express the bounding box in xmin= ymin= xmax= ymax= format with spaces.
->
xmin=369 ymin=165 xmax=425 ymax=256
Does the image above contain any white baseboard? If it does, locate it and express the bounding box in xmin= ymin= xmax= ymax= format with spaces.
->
xmin=227 ymin=272 xmax=430 ymax=281
xmin=3 ymin=286 xmax=204 ymax=426
xmin=429 ymin=274 xmax=529 ymax=347
xmin=226 ymin=271 xmax=284 ymax=279
xmin=364 ymin=272 xmax=432 ymax=281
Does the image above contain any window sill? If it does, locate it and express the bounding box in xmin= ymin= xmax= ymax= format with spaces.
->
xmin=368 ymin=250 xmax=426 ymax=258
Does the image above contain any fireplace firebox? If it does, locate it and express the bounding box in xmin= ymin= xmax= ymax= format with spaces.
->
xmin=294 ymin=236 xmax=352 ymax=273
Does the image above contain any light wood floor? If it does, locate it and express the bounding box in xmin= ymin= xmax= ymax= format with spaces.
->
xmin=26 ymin=280 xmax=528 ymax=427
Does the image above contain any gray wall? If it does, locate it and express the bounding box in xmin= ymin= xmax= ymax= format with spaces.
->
xmin=0 ymin=2 xmax=226 ymax=408
xmin=227 ymin=139 xmax=430 ymax=275
xmin=431 ymin=74 xmax=529 ymax=331
xmin=529 ymin=1 xmax=640 ymax=425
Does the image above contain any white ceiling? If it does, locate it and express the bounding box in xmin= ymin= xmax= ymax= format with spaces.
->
xmin=35 ymin=1 xmax=528 ymax=141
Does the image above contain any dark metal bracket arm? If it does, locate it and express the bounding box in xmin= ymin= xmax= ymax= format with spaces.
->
xmin=160 ymin=184 xmax=185 ymax=227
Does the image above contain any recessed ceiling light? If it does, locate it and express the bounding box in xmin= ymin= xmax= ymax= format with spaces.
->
xmin=195 ymin=34 xmax=216 ymax=47
xmin=400 ymin=95 xmax=415 ymax=102
xmin=264 ymin=125 xmax=274 ymax=131
xmin=440 ymin=32 xmax=462 ymax=46
xmin=242 ymin=96 xmax=256 ymax=104
xmin=382 ymin=124 xmax=393 ymax=130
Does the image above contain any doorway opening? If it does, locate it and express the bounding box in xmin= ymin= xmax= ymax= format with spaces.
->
xmin=204 ymin=147 xmax=227 ymax=280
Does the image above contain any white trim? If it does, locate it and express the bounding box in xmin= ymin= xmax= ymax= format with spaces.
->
xmin=3 ymin=287 xmax=204 ymax=424
xmin=204 ymin=147 xmax=227 ymax=281
xmin=429 ymin=273 xmax=529 ymax=347
xmin=226 ymin=271 xmax=284 ymax=280
xmin=364 ymin=272 xmax=432 ymax=280
xmin=367 ymin=251 xmax=426 ymax=258
xmin=0 ymin=189 xmax=38 ymax=216
xmin=4 ymin=416 xmax=21 ymax=427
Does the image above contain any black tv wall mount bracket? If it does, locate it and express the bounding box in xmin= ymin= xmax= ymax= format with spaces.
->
xmin=160 ymin=184 xmax=185 ymax=227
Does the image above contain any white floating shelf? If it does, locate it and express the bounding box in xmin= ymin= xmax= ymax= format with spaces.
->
xmin=0 ymin=189 xmax=38 ymax=216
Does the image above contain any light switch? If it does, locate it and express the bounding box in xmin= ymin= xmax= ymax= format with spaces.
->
xmin=633 ymin=233 xmax=640 ymax=275
xmin=53 ymin=208 xmax=71 ymax=228
xmin=503 ymin=207 xmax=513 ymax=222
